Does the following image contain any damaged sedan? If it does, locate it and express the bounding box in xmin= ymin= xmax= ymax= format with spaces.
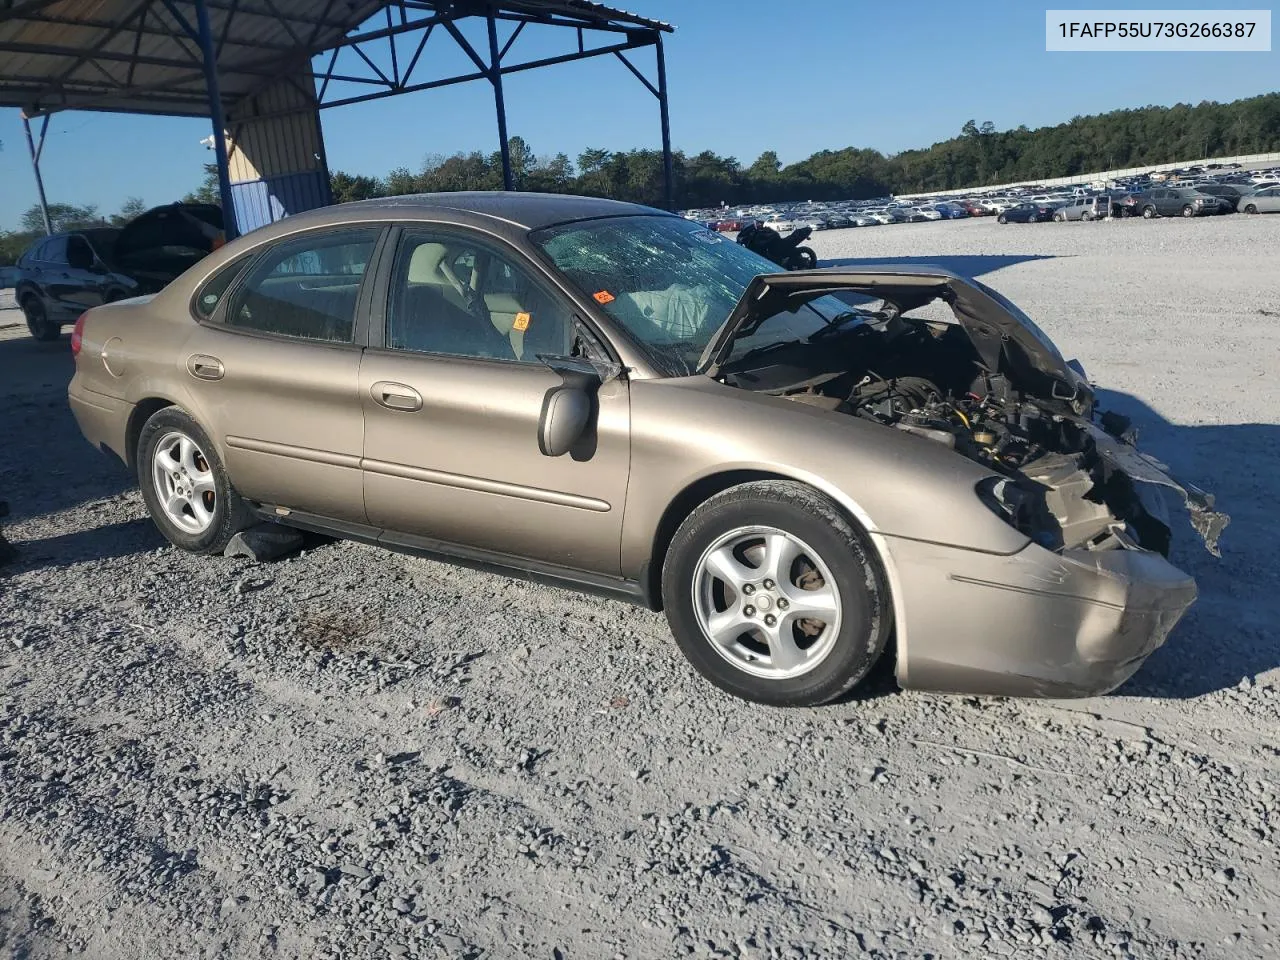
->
xmin=67 ymin=194 xmax=1227 ymax=706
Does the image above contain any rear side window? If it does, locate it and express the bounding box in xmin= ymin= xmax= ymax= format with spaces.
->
xmin=224 ymin=229 xmax=379 ymax=343
xmin=193 ymin=254 xmax=252 ymax=320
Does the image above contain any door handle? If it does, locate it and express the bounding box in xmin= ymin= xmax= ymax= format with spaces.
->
xmin=371 ymin=381 xmax=422 ymax=412
xmin=187 ymin=354 xmax=225 ymax=381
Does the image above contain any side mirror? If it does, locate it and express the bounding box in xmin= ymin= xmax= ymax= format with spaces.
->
xmin=538 ymin=384 xmax=592 ymax=457
xmin=536 ymin=354 xmax=620 ymax=458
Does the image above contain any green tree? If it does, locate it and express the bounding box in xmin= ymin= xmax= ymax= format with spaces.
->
xmin=109 ymin=196 xmax=148 ymax=226
xmin=383 ymin=166 xmax=418 ymax=196
xmin=330 ymin=171 xmax=384 ymax=203
xmin=183 ymin=163 xmax=221 ymax=205
xmin=20 ymin=202 xmax=100 ymax=233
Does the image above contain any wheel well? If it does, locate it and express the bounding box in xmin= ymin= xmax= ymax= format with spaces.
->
xmin=125 ymin=398 xmax=173 ymax=471
xmin=644 ymin=469 xmax=888 ymax=612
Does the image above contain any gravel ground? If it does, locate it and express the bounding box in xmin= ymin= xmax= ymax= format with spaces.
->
xmin=2 ymin=216 xmax=1278 ymax=960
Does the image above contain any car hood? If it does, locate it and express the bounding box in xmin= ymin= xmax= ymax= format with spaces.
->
xmin=696 ymin=266 xmax=1087 ymax=404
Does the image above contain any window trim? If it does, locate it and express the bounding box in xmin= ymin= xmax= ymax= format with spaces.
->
xmin=198 ymin=224 xmax=390 ymax=349
xmin=371 ymin=222 xmax=615 ymax=367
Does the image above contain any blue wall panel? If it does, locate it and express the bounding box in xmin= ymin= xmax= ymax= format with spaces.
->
xmin=229 ymin=170 xmax=332 ymax=234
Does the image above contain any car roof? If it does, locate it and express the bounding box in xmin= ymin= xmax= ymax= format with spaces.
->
xmin=339 ymin=191 xmax=669 ymax=230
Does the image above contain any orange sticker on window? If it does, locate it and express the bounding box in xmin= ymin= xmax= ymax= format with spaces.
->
xmin=593 ymin=290 xmax=616 ymax=304
xmin=512 ymin=311 xmax=531 ymax=332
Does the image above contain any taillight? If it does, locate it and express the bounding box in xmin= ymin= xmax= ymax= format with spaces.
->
xmin=71 ymin=313 xmax=87 ymax=356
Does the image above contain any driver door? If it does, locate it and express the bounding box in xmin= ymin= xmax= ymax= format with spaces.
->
xmin=359 ymin=226 xmax=631 ymax=575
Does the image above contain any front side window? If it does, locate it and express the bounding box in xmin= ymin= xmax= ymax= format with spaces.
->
xmin=386 ymin=231 xmax=574 ymax=363
xmin=225 ymin=229 xmax=379 ymax=343
xmin=42 ymin=235 xmax=68 ymax=265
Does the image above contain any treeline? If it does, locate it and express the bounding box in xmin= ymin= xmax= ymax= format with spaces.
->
xmin=5 ymin=93 xmax=1278 ymax=265
xmin=332 ymin=93 xmax=1280 ymax=208
xmin=0 ymin=199 xmax=147 ymax=268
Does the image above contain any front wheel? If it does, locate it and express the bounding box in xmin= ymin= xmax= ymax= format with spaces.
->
xmin=22 ymin=298 xmax=59 ymax=341
xmin=1081 ymin=210 xmax=1095 ymax=221
xmin=1244 ymin=203 xmax=1259 ymax=215
xmin=1180 ymin=204 xmax=1195 ymax=218
xmin=662 ymin=480 xmax=891 ymax=706
xmin=137 ymin=407 xmax=252 ymax=554
xmin=1141 ymin=205 xmax=1157 ymax=219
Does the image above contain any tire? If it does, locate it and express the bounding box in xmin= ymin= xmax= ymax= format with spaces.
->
xmin=137 ymin=407 xmax=252 ymax=554
xmin=997 ymin=214 xmax=1007 ymax=224
xmin=1141 ymin=205 xmax=1157 ymax=219
xmin=21 ymin=297 xmax=59 ymax=341
xmin=1180 ymin=205 xmax=1195 ymax=218
xmin=789 ymin=247 xmax=817 ymax=270
xmin=661 ymin=480 xmax=891 ymax=707
xmin=1053 ymin=212 xmax=1066 ymax=222
xmin=1081 ymin=211 xmax=1094 ymax=221
xmin=1244 ymin=204 xmax=1259 ymax=215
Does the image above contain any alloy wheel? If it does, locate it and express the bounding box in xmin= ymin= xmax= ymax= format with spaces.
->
xmin=691 ymin=525 xmax=842 ymax=680
xmin=151 ymin=431 xmax=217 ymax=533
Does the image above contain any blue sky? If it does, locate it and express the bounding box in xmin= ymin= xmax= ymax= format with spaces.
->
xmin=1 ymin=0 xmax=1275 ymax=230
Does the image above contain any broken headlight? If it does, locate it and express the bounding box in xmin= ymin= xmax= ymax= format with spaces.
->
xmin=975 ymin=476 xmax=1060 ymax=549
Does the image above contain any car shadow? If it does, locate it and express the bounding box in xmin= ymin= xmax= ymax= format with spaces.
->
xmin=0 ymin=332 xmax=136 ymax=526
xmin=1090 ymin=388 xmax=1279 ymax=699
xmin=818 ymin=253 xmax=1059 ymax=278
xmin=6 ymin=517 xmax=165 ymax=571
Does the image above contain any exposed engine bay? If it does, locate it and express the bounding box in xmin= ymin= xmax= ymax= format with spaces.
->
xmin=715 ymin=278 xmax=1229 ymax=557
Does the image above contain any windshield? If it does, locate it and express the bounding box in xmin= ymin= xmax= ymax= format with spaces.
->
xmin=531 ymin=214 xmax=846 ymax=376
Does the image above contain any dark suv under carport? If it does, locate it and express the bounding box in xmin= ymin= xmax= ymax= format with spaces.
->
xmin=14 ymin=202 xmax=223 ymax=341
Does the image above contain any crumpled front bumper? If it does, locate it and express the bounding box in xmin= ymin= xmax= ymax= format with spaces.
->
xmin=883 ymin=535 xmax=1197 ymax=698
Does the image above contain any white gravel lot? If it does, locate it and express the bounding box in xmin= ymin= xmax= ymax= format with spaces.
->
xmin=1 ymin=215 xmax=1278 ymax=960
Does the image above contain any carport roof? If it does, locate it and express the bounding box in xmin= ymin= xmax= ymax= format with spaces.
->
xmin=0 ymin=0 xmax=672 ymax=118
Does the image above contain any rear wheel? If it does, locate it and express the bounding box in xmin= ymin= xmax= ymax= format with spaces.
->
xmin=22 ymin=297 xmax=59 ymax=341
xmin=137 ymin=407 xmax=251 ymax=554
xmin=789 ymin=247 xmax=818 ymax=270
xmin=1141 ymin=205 xmax=1157 ymax=219
xmin=997 ymin=213 xmax=1008 ymax=224
xmin=662 ymin=480 xmax=891 ymax=706
xmin=1053 ymin=211 xmax=1066 ymax=222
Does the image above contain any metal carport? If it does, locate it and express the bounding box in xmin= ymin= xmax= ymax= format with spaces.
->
xmin=0 ymin=0 xmax=676 ymax=239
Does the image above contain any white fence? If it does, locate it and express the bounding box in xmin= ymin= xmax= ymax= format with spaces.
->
xmin=896 ymin=151 xmax=1280 ymax=199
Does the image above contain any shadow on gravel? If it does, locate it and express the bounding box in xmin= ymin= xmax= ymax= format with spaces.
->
xmin=819 ymin=253 xmax=1058 ymax=278
xmin=1 ymin=333 xmax=135 ymax=524
xmin=1093 ymin=389 xmax=1280 ymax=699
xmin=9 ymin=517 xmax=164 ymax=570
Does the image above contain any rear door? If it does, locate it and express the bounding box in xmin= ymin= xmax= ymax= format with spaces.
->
xmin=183 ymin=225 xmax=387 ymax=524
xmin=40 ymin=236 xmax=78 ymax=321
xmin=358 ymin=225 xmax=631 ymax=574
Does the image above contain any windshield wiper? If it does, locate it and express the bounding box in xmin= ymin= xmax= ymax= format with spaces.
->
xmin=806 ymin=310 xmax=864 ymax=342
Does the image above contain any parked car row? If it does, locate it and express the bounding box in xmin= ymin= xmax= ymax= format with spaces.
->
xmin=682 ymin=161 xmax=1280 ymax=233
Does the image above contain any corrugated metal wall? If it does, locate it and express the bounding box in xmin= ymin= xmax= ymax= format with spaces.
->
xmin=224 ymin=71 xmax=331 ymax=233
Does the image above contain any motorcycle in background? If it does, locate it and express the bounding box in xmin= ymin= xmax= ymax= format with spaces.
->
xmin=735 ymin=222 xmax=818 ymax=270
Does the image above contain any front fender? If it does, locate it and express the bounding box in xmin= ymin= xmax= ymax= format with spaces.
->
xmin=620 ymin=377 xmax=1029 ymax=579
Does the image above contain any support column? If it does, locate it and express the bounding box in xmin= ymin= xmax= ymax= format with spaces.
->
xmin=21 ymin=113 xmax=52 ymax=236
xmin=655 ymin=34 xmax=674 ymax=211
xmin=487 ymin=10 xmax=514 ymax=191
xmin=193 ymin=0 xmax=238 ymax=239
